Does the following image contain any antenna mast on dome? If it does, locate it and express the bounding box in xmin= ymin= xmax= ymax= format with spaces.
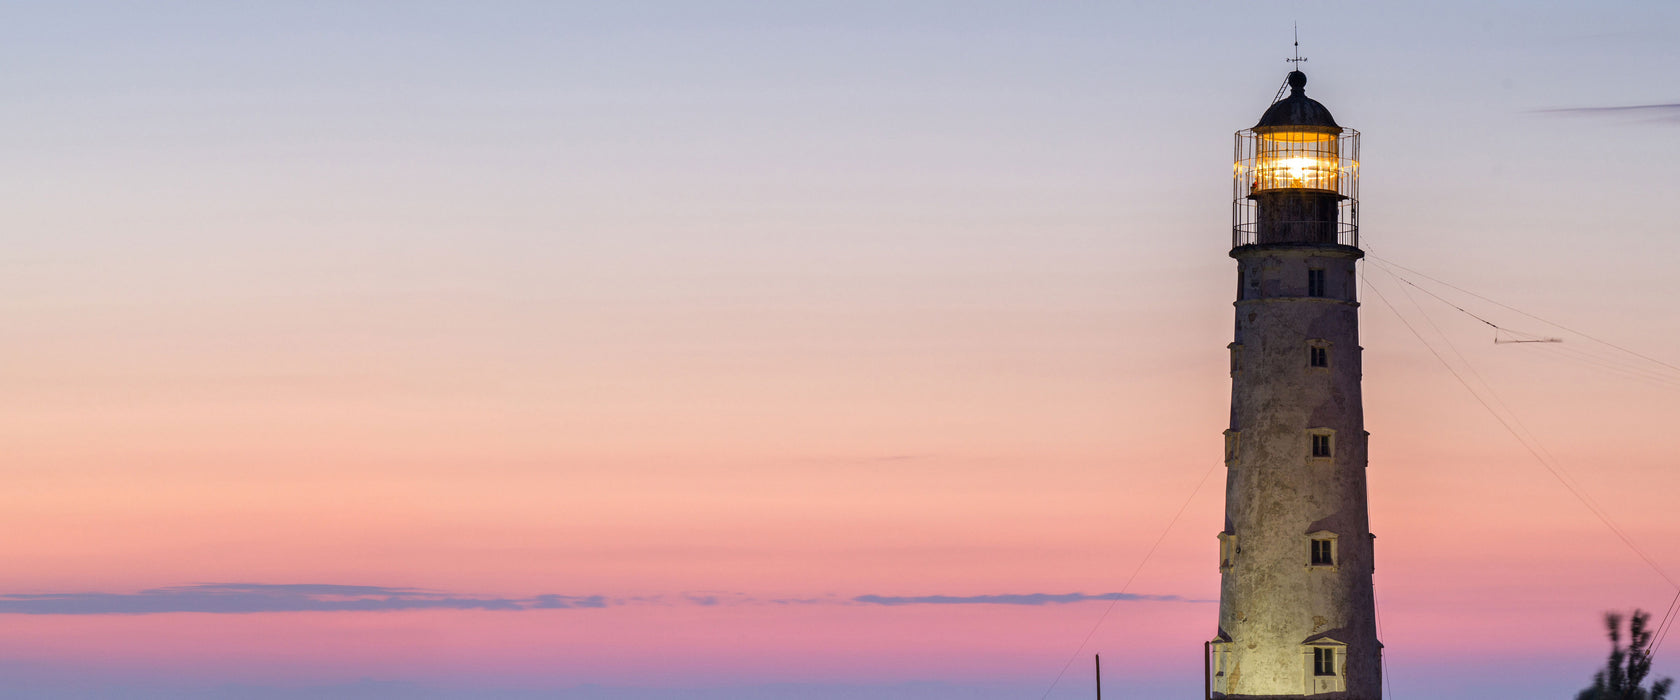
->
xmin=1289 ymin=23 xmax=1308 ymax=68
xmin=1274 ymin=24 xmax=1309 ymax=104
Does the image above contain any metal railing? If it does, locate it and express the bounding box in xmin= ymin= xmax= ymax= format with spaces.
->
xmin=1231 ymin=217 xmax=1359 ymax=249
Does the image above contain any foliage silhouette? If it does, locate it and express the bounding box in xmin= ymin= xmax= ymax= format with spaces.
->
xmin=1577 ymin=609 xmax=1673 ymax=700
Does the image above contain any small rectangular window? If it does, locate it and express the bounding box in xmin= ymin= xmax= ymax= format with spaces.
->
xmin=1311 ymin=539 xmax=1334 ymax=566
xmin=1308 ymin=269 xmax=1326 ymax=297
xmin=1314 ymin=647 xmax=1336 ymax=676
xmin=1310 ymin=346 xmax=1328 ymax=368
xmin=1311 ymin=434 xmax=1332 ymax=458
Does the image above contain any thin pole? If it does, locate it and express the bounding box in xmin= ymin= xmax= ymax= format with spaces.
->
xmin=1094 ymin=653 xmax=1101 ymax=700
xmin=1204 ymin=641 xmax=1212 ymax=700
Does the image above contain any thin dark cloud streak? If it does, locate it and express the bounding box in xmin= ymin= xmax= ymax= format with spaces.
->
xmin=852 ymin=592 xmax=1210 ymax=606
xmin=1538 ymin=103 xmax=1680 ymax=123
xmin=0 ymin=583 xmax=607 ymax=615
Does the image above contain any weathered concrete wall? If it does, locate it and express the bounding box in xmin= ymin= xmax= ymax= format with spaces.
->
xmin=1217 ymin=243 xmax=1380 ymax=700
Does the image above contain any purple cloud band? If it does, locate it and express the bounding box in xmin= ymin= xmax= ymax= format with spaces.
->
xmin=0 ymin=584 xmax=606 ymax=615
xmin=0 ymin=584 xmax=1203 ymax=615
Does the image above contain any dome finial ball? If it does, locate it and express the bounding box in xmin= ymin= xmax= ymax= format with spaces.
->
xmin=1288 ymin=71 xmax=1307 ymax=92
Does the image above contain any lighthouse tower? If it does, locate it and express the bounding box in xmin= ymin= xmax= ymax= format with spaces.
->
xmin=1209 ymin=70 xmax=1381 ymax=699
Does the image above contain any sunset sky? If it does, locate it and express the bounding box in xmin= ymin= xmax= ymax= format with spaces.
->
xmin=5 ymin=2 xmax=1680 ymax=698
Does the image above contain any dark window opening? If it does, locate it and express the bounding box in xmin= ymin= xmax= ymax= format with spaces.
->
xmin=1308 ymin=268 xmax=1326 ymax=297
xmin=1314 ymin=647 xmax=1336 ymax=676
xmin=1311 ymin=539 xmax=1334 ymax=566
xmin=1311 ymin=434 xmax=1332 ymax=458
xmin=1310 ymin=346 xmax=1328 ymax=368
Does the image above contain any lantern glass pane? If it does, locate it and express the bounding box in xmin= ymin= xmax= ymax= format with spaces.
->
xmin=1253 ymin=129 xmax=1340 ymax=192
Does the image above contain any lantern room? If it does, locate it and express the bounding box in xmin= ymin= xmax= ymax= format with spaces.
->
xmin=1232 ymin=71 xmax=1359 ymax=248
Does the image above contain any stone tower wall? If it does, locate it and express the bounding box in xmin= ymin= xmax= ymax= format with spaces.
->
xmin=1217 ymin=244 xmax=1380 ymax=699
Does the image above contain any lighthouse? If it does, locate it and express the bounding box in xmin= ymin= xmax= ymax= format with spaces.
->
xmin=1209 ymin=70 xmax=1381 ymax=699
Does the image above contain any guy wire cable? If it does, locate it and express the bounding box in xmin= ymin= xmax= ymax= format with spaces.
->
xmin=1363 ymin=272 xmax=1680 ymax=663
xmin=1036 ymin=461 xmax=1220 ymax=700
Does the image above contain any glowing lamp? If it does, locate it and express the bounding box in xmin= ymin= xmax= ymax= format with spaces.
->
xmin=1252 ymin=128 xmax=1341 ymax=192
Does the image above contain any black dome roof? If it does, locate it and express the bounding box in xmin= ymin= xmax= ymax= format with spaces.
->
xmin=1255 ymin=71 xmax=1339 ymax=129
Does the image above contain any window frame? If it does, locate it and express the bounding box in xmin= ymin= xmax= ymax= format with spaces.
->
xmin=1305 ymin=530 xmax=1339 ymax=571
xmin=1306 ymin=428 xmax=1336 ymax=462
xmin=1313 ymin=647 xmax=1336 ymax=676
xmin=1311 ymin=433 xmax=1332 ymax=458
xmin=1311 ymin=538 xmax=1334 ymax=566
xmin=1300 ymin=639 xmax=1348 ymax=693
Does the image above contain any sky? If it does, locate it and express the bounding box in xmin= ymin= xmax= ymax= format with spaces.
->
xmin=3 ymin=1 xmax=1680 ymax=698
